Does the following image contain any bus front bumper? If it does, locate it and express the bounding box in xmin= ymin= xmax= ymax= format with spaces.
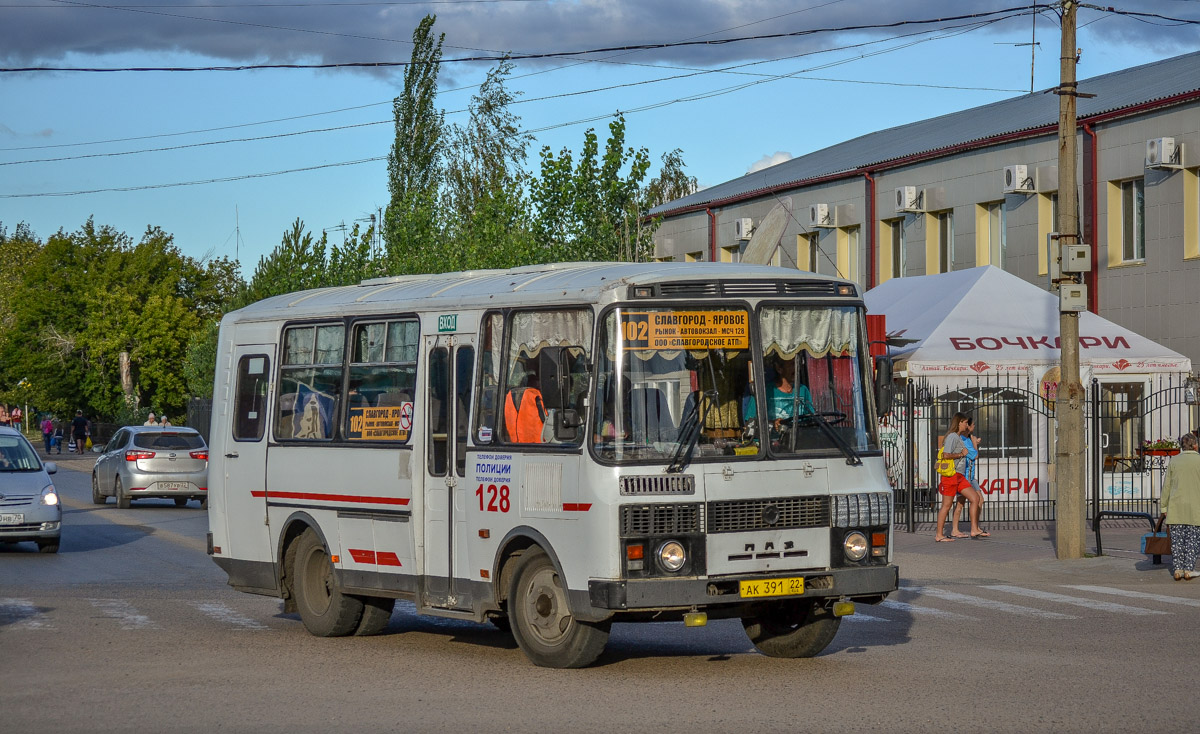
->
xmin=587 ymin=564 xmax=898 ymax=611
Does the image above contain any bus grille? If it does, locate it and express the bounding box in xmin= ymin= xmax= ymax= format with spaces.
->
xmin=619 ymin=474 xmax=695 ymax=496
xmin=706 ymin=496 xmax=830 ymax=533
xmin=620 ymin=503 xmax=704 ymax=536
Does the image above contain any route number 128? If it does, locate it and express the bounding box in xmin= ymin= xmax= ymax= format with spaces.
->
xmin=476 ymin=484 xmax=510 ymax=513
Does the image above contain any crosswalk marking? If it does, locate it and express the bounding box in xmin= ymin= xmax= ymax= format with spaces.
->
xmin=1062 ymin=585 xmax=1200 ymax=608
xmin=881 ymin=599 xmax=977 ymax=620
xmin=983 ymin=585 xmax=1169 ymax=616
xmin=908 ymin=586 xmax=1077 ymax=619
xmin=88 ymin=598 xmax=160 ymax=629
xmin=0 ymin=598 xmax=53 ymax=629
xmin=189 ymin=601 xmax=269 ymax=630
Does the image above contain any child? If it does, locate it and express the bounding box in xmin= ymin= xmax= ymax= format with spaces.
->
xmin=52 ymin=425 xmax=64 ymax=454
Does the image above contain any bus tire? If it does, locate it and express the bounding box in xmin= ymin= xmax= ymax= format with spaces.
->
xmin=353 ymin=596 xmax=395 ymax=636
xmin=741 ymin=601 xmax=841 ymax=658
xmin=507 ymin=548 xmax=609 ymax=668
xmin=292 ymin=528 xmax=363 ymax=637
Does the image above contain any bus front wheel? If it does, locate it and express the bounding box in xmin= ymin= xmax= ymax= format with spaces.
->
xmin=507 ymin=548 xmax=609 ymax=668
xmin=292 ymin=528 xmax=364 ymax=637
xmin=741 ymin=601 xmax=841 ymax=658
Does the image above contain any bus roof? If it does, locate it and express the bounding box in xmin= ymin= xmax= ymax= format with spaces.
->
xmin=226 ymin=261 xmax=858 ymax=323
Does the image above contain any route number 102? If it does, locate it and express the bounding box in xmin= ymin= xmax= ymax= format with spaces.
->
xmin=476 ymin=483 xmax=510 ymax=513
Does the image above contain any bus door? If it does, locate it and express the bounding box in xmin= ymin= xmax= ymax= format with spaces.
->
xmin=220 ymin=344 xmax=274 ymax=567
xmin=422 ymin=333 xmax=475 ymax=609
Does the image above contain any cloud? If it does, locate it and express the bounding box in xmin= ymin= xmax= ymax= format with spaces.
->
xmin=747 ymin=151 xmax=793 ymax=174
xmin=2 ymin=1 xmax=1194 ymax=72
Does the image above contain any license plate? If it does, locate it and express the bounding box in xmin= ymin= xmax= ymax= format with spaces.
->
xmin=740 ymin=576 xmax=805 ymax=598
xmin=158 ymin=482 xmax=187 ymax=491
xmin=0 ymin=513 xmax=24 ymax=525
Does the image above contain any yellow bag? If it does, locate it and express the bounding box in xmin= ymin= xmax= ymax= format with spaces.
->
xmin=85 ymin=436 xmax=93 ymax=451
xmin=935 ymin=447 xmax=956 ymax=477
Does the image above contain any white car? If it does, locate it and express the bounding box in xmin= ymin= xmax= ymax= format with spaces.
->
xmin=0 ymin=426 xmax=61 ymax=553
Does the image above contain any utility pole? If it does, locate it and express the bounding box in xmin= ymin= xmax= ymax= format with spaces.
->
xmin=1055 ymin=0 xmax=1086 ymax=559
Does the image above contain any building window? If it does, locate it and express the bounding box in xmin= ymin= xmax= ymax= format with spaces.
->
xmin=1185 ymin=167 xmax=1200 ymax=260
xmin=977 ymin=202 xmax=1006 ymax=267
xmin=797 ymin=232 xmax=821 ymax=273
xmin=926 ymin=210 xmax=953 ymax=274
xmin=1121 ymin=178 xmax=1145 ymax=262
xmin=720 ymin=244 xmax=740 ymax=263
xmin=889 ymin=219 xmax=905 ymax=278
xmin=685 ymin=251 xmax=703 ymax=262
xmin=837 ymin=226 xmax=860 ymax=283
xmin=1037 ymin=193 xmax=1058 ymax=275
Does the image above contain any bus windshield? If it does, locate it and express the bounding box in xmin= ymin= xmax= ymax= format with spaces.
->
xmin=593 ymin=306 xmax=757 ymax=463
xmin=755 ymin=305 xmax=878 ymax=458
xmin=592 ymin=304 xmax=878 ymax=464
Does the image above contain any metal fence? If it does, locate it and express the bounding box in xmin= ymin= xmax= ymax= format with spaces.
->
xmin=187 ymin=398 xmax=213 ymax=445
xmin=886 ymin=372 xmax=1199 ymax=532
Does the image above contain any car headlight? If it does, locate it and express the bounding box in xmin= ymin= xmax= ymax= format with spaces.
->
xmin=40 ymin=485 xmax=59 ymax=506
xmin=658 ymin=540 xmax=686 ymax=572
xmin=843 ymin=531 xmax=868 ymax=562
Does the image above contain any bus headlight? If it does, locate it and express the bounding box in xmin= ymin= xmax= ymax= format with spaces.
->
xmin=658 ymin=540 xmax=686 ymax=572
xmin=842 ymin=531 xmax=868 ymax=562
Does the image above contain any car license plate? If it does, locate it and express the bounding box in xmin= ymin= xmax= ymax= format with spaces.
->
xmin=159 ymin=482 xmax=187 ymax=491
xmin=740 ymin=577 xmax=804 ymax=598
xmin=0 ymin=513 xmax=24 ymax=525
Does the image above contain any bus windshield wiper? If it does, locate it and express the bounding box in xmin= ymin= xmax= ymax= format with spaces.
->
xmin=802 ymin=411 xmax=862 ymax=466
xmin=666 ymin=389 xmax=713 ymax=474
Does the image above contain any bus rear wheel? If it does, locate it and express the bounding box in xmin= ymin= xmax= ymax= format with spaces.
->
xmin=741 ymin=600 xmax=841 ymax=658
xmin=292 ymin=529 xmax=363 ymax=637
xmin=507 ymin=548 xmax=609 ymax=668
xmin=353 ymin=596 xmax=395 ymax=636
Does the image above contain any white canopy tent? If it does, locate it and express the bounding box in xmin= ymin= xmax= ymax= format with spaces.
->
xmin=865 ymin=266 xmax=1191 ymax=377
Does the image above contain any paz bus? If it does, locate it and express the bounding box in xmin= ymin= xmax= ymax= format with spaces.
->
xmin=207 ymin=262 xmax=898 ymax=667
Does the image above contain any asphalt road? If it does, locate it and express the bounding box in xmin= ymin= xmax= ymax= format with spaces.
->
xmin=3 ymin=461 xmax=1199 ymax=733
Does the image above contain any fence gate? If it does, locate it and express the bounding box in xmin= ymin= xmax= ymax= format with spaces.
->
xmin=1089 ymin=374 xmax=1198 ymax=520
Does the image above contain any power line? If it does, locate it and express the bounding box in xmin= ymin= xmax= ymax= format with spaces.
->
xmin=2 ymin=18 xmax=1027 ymax=166
xmin=0 ymin=16 xmax=1023 ymax=196
xmin=5 ymin=1 xmax=548 ymax=6
xmin=2 ymin=5 xmax=1052 ymax=72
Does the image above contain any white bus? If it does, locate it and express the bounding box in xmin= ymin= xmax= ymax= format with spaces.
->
xmin=207 ymin=262 xmax=897 ymax=667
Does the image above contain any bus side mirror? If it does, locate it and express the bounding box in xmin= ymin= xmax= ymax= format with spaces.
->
xmin=555 ymin=409 xmax=581 ymax=442
xmin=874 ymin=356 xmax=894 ymax=416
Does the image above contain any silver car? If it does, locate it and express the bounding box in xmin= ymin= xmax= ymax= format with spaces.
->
xmin=0 ymin=426 xmax=62 ymax=553
xmin=92 ymin=426 xmax=209 ymax=508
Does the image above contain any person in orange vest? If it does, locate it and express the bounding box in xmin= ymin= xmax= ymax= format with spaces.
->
xmin=504 ymin=370 xmax=546 ymax=443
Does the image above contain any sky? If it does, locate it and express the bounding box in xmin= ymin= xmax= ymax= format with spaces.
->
xmin=2 ymin=0 xmax=1198 ymax=273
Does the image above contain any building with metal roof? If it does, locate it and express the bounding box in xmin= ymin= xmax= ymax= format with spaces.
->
xmin=649 ymin=50 xmax=1200 ymax=368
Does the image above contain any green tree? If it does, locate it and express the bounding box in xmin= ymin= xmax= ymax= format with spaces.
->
xmin=531 ymin=116 xmax=653 ymax=262
xmin=384 ymin=14 xmax=446 ymax=275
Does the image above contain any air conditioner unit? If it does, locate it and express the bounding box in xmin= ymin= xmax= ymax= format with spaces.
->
xmin=1003 ymin=164 xmax=1034 ymax=194
xmin=809 ymin=203 xmax=834 ymax=228
xmin=734 ymin=217 xmax=754 ymax=240
xmin=1146 ymin=137 xmax=1181 ymax=169
xmin=894 ymin=186 xmax=923 ymax=213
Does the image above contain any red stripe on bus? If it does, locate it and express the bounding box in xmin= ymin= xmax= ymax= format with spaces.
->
xmin=249 ymin=490 xmax=409 ymax=506
xmin=562 ymin=503 xmax=592 ymax=512
xmin=348 ymin=548 xmax=376 ymax=564
xmin=376 ymin=552 xmax=402 ymax=567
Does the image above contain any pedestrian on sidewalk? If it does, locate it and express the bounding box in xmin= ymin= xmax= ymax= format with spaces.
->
xmin=41 ymin=415 xmax=54 ymax=452
xmin=52 ymin=423 xmax=63 ymax=453
xmin=935 ymin=412 xmax=988 ymax=542
xmin=70 ymin=409 xmax=89 ymax=454
xmin=1160 ymin=431 xmax=1200 ymax=581
xmin=948 ymin=416 xmax=988 ymax=539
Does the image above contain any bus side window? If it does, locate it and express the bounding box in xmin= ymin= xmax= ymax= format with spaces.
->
xmin=233 ymin=354 xmax=270 ymax=441
xmin=474 ymin=312 xmax=503 ymax=444
xmin=499 ymin=308 xmax=593 ymax=447
xmin=276 ymin=324 xmax=344 ymax=441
